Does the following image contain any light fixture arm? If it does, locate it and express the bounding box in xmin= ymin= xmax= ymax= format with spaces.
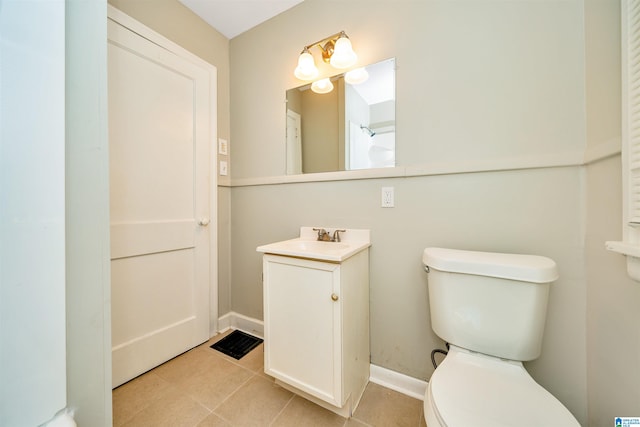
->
xmin=302 ymin=31 xmax=346 ymax=53
xmin=301 ymin=31 xmax=349 ymax=64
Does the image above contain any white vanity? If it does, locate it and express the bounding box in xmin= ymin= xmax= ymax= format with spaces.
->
xmin=256 ymin=227 xmax=371 ymax=417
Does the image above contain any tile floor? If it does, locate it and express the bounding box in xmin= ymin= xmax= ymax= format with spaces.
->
xmin=113 ymin=330 xmax=427 ymax=427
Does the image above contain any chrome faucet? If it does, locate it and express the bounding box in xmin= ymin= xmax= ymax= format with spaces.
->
xmin=332 ymin=229 xmax=346 ymax=242
xmin=313 ymin=228 xmax=346 ymax=242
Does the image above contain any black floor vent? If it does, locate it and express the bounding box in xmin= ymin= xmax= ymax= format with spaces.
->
xmin=210 ymin=330 xmax=263 ymax=360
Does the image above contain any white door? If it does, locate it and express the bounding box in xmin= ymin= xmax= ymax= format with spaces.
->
xmin=108 ymin=17 xmax=213 ymax=387
xmin=286 ymin=109 xmax=302 ymax=174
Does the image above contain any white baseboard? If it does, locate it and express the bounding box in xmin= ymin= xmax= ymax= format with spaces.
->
xmin=217 ymin=311 xmax=264 ymax=338
xmin=369 ymin=364 xmax=428 ymax=401
xmin=217 ymin=312 xmax=427 ymax=401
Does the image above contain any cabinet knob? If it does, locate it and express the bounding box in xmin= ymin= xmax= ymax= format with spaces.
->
xmin=331 ymin=293 xmax=339 ymax=301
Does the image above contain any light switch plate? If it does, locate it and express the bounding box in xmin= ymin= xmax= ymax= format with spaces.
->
xmin=218 ymin=138 xmax=228 ymax=155
xmin=219 ymin=160 xmax=228 ymax=176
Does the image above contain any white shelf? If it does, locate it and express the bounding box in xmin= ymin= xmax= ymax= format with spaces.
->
xmin=605 ymin=241 xmax=640 ymax=281
xmin=605 ymin=241 xmax=640 ymax=258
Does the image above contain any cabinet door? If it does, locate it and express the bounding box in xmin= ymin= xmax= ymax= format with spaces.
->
xmin=263 ymin=256 xmax=342 ymax=406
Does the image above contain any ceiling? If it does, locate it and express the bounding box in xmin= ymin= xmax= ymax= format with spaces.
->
xmin=178 ymin=0 xmax=305 ymax=39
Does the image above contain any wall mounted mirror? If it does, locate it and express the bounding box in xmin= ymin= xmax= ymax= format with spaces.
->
xmin=285 ymin=58 xmax=396 ymax=174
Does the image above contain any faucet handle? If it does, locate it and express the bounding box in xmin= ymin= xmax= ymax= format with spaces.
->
xmin=332 ymin=229 xmax=346 ymax=242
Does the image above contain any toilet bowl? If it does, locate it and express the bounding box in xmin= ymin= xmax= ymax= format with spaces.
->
xmin=424 ymin=346 xmax=579 ymax=427
xmin=422 ymin=247 xmax=579 ymax=427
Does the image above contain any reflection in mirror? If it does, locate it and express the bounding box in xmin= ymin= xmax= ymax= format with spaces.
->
xmin=285 ymin=58 xmax=395 ymax=174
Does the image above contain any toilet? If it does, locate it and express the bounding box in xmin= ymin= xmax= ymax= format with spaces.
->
xmin=422 ymin=247 xmax=580 ymax=427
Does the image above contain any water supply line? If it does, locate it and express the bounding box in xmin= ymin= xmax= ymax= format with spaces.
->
xmin=431 ymin=343 xmax=450 ymax=368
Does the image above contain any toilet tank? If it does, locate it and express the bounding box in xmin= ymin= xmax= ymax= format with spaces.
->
xmin=423 ymin=247 xmax=558 ymax=361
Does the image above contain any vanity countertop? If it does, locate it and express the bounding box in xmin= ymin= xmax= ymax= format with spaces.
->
xmin=256 ymin=227 xmax=370 ymax=262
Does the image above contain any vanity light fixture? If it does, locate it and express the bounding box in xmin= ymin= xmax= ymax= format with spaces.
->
xmin=311 ymin=77 xmax=334 ymax=94
xmin=293 ymin=31 xmax=358 ymax=81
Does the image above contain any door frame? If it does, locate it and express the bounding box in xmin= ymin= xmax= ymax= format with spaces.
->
xmin=107 ymin=5 xmax=219 ymax=337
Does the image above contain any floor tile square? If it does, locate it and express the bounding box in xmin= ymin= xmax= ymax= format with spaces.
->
xmin=213 ymin=375 xmax=294 ymax=426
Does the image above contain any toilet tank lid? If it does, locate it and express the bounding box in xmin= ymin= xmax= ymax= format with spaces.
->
xmin=422 ymin=247 xmax=558 ymax=283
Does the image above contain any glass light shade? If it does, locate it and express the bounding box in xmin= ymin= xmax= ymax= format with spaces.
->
xmin=344 ymin=67 xmax=369 ymax=85
xmin=294 ymin=50 xmax=318 ymax=80
xmin=311 ymin=78 xmax=334 ymax=94
xmin=330 ymin=36 xmax=357 ymax=69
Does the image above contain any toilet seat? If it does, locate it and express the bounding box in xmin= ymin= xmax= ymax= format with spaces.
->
xmin=425 ymin=346 xmax=579 ymax=427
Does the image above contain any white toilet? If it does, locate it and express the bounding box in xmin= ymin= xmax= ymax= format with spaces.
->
xmin=422 ymin=247 xmax=580 ymax=427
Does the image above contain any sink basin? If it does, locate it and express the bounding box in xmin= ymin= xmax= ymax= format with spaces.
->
xmin=257 ymin=227 xmax=371 ymax=262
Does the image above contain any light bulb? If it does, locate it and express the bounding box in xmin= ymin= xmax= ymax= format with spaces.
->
xmin=294 ymin=49 xmax=318 ymax=80
xmin=330 ymin=35 xmax=357 ymax=69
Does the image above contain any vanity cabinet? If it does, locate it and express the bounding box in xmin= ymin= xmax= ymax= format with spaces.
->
xmin=262 ymin=249 xmax=370 ymax=417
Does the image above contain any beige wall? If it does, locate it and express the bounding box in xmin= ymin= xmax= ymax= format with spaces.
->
xmin=230 ymin=0 xmax=586 ymax=178
xmin=230 ymin=0 xmax=590 ymax=423
xmin=585 ymin=156 xmax=640 ymax=426
xmin=582 ymin=1 xmax=640 ymax=426
xmin=231 ymin=168 xmax=587 ymax=422
xmin=300 ymin=81 xmax=343 ymax=173
xmin=107 ymin=0 xmax=234 ymax=315
xmin=585 ymin=0 xmax=621 ymax=155
xmin=100 ymin=0 xmax=637 ymax=425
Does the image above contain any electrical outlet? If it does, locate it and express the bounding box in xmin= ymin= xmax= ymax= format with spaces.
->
xmin=381 ymin=187 xmax=394 ymax=208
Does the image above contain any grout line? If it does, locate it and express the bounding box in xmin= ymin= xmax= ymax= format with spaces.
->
xmin=115 ymin=339 xmax=425 ymax=427
xmin=211 ymin=412 xmax=235 ymax=426
xmin=268 ymin=392 xmax=296 ymax=426
xmin=112 ymin=371 xmax=173 ymax=426
xmin=191 ymin=401 xmax=213 ymax=427
xmin=350 ymin=416 xmax=374 ymax=427
xmin=222 ymin=348 xmax=263 ymax=372
xmin=209 ymin=371 xmax=257 ymax=414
